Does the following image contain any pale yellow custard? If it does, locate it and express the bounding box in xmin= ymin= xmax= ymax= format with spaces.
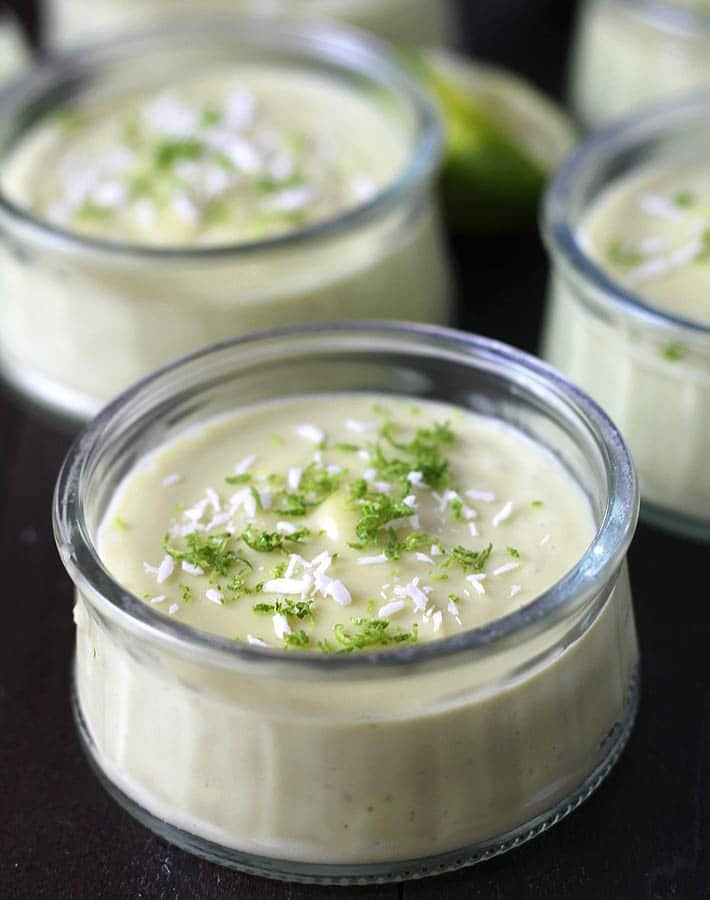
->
xmin=98 ymin=394 xmax=595 ymax=649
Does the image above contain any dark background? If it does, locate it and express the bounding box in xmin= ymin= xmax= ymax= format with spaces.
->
xmin=1 ymin=1 xmax=709 ymax=898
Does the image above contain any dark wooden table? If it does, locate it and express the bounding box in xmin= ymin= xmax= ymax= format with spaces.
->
xmin=2 ymin=2 xmax=709 ymax=897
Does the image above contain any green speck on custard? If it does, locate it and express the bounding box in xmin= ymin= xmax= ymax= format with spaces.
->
xmin=225 ymin=472 xmax=252 ymax=485
xmin=662 ymin=341 xmax=688 ymax=362
xmin=673 ymin=190 xmax=696 ymax=208
xmin=607 ymin=239 xmax=644 ymax=269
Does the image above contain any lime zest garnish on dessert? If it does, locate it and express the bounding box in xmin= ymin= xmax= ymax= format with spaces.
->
xmin=101 ymin=395 xmax=595 ymax=652
xmin=331 ymin=618 xmax=419 ymax=653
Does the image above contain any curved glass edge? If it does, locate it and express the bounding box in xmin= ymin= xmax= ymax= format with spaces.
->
xmin=53 ymin=321 xmax=639 ymax=674
xmin=543 ymin=90 xmax=710 ymax=339
xmin=72 ymin=663 xmax=640 ymax=883
xmin=619 ymin=0 xmax=710 ymax=35
xmin=0 ymin=16 xmax=443 ymax=260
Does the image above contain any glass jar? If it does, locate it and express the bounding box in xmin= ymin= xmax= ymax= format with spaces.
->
xmin=45 ymin=0 xmax=455 ymax=49
xmin=542 ymin=94 xmax=710 ymax=539
xmin=0 ymin=20 xmax=449 ymax=425
xmin=53 ymin=322 xmax=640 ymax=883
xmin=570 ymin=0 xmax=710 ymax=129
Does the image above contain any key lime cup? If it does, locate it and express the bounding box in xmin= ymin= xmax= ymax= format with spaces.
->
xmin=54 ymin=322 xmax=640 ymax=883
xmin=542 ymin=93 xmax=710 ymax=539
xmin=0 ymin=19 xmax=450 ymax=425
xmin=571 ymin=0 xmax=710 ymax=129
xmin=45 ymin=0 xmax=455 ymax=48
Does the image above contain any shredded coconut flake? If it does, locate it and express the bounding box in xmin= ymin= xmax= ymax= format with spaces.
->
xmin=357 ymin=554 xmax=388 ymax=565
xmin=168 ymin=603 xmax=179 ymax=616
xmin=493 ymin=561 xmax=520 ymax=576
xmin=181 ymin=561 xmax=204 ymax=576
xmin=324 ymin=579 xmax=352 ymax=607
xmin=492 ymin=501 xmax=514 ymax=527
xmin=150 ymin=595 xmax=166 ymax=605
xmin=234 ymin=454 xmax=256 ymax=475
xmin=466 ymin=574 xmax=486 ymax=596
xmin=416 ymin=552 xmax=433 ymax=564
xmin=272 ymin=613 xmax=292 ymax=640
xmin=639 ymin=193 xmax=682 ymax=221
xmin=345 ymin=418 xmax=370 ymax=433
xmin=510 ymin=584 xmax=522 ymax=598
xmin=206 ymin=589 xmax=224 ymax=605
xmin=540 ymin=534 xmax=551 ymax=546
xmin=295 ymin=424 xmax=324 ymax=444
xmin=247 ymin=634 xmax=268 ymax=647
xmin=404 ymin=579 xmax=429 ymax=612
xmin=156 ymin=556 xmax=175 ymax=585
xmin=468 ymin=522 xmax=479 ymax=537
xmin=161 ymin=473 xmax=182 ymax=487
xmin=263 ymin=577 xmax=310 ymax=595
xmin=378 ymin=599 xmax=406 ymax=619
xmin=465 ymin=488 xmax=496 ymax=502
xmin=432 ymin=610 xmax=443 ymax=633
xmin=276 ymin=521 xmax=297 ymax=536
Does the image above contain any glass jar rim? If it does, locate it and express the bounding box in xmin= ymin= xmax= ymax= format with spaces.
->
xmin=543 ymin=90 xmax=710 ymax=337
xmin=618 ymin=0 xmax=710 ymax=35
xmin=0 ymin=16 xmax=443 ymax=260
xmin=53 ymin=322 xmax=639 ymax=672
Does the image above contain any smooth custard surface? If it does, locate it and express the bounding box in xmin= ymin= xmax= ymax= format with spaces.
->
xmin=98 ymin=394 xmax=595 ymax=651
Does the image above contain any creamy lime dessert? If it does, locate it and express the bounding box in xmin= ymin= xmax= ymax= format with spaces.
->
xmin=46 ymin=0 xmax=454 ymax=48
xmin=99 ymin=395 xmax=595 ymax=648
xmin=0 ymin=36 xmax=449 ymax=421
xmin=544 ymin=159 xmax=710 ymax=526
xmin=71 ymin=391 xmax=638 ymax=866
xmin=4 ymin=69 xmax=405 ymax=246
xmin=571 ymin=0 xmax=710 ymax=129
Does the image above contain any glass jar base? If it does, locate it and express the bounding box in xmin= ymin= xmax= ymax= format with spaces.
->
xmin=0 ymin=353 xmax=98 ymax=429
xmin=641 ymin=498 xmax=710 ymax=543
xmin=72 ymin=667 xmax=640 ymax=885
